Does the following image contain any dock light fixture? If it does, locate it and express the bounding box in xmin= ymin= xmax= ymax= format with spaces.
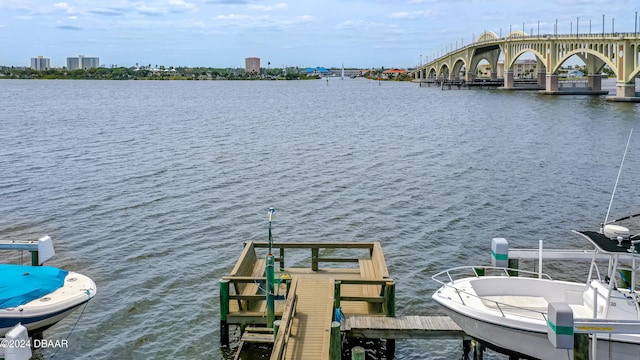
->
xmin=268 ymin=207 xmax=276 ymax=254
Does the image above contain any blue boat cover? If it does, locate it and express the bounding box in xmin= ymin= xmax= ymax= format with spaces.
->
xmin=0 ymin=264 xmax=68 ymax=308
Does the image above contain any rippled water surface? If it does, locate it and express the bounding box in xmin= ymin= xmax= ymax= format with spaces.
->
xmin=1 ymin=78 xmax=640 ymax=359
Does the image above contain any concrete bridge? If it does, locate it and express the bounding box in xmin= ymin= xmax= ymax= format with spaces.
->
xmin=410 ymin=31 xmax=640 ymax=100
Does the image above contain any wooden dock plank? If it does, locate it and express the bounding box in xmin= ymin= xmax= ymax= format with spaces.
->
xmin=241 ymin=332 xmax=275 ymax=343
xmin=284 ymin=276 xmax=333 ymax=360
xmin=343 ymin=315 xmax=464 ymax=339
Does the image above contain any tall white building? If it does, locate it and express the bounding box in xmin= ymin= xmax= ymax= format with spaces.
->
xmin=67 ymin=55 xmax=100 ymax=70
xmin=245 ymin=57 xmax=260 ymax=75
xmin=31 ymin=56 xmax=50 ymax=70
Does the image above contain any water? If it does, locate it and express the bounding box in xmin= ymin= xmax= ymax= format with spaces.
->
xmin=1 ymin=78 xmax=640 ymax=359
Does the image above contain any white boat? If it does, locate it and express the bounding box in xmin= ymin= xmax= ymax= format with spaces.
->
xmin=0 ymin=236 xmax=97 ymax=336
xmin=432 ymin=214 xmax=640 ymax=360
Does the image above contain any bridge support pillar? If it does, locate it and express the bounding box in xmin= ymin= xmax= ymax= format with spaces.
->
xmin=587 ymin=75 xmax=602 ymax=91
xmin=615 ymin=82 xmax=637 ymax=98
xmin=503 ymin=71 xmax=514 ymax=88
xmin=537 ymin=70 xmax=546 ymax=89
xmin=490 ymin=71 xmax=497 ymax=81
xmin=546 ymin=74 xmax=559 ymax=92
xmin=466 ymin=72 xmax=476 ymax=82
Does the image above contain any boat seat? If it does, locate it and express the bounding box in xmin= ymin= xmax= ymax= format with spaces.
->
xmin=482 ymin=295 xmax=549 ymax=318
xmin=568 ymin=304 xmax=593 ymax=318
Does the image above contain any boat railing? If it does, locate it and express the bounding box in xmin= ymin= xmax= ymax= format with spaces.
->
xmin=432 ymin=265 xmax=553 ymax=285
xmin=432 ymin=265 xmax=553 ymax=321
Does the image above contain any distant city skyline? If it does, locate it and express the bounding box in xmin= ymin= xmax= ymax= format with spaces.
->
xmin=1 ymin=1 xmax=639 ymax=69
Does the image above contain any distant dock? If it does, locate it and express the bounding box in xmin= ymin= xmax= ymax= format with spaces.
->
xmin=219 ymin=241 xmax=466 ymax=360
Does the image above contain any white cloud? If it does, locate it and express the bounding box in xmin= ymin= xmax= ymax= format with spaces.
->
xmin=214 ymin=13 xmax=251 ymax=21
xmin=390 ymin=11 xmax=424 ymax=20
xmin=247 ymin=3 xmax=288 ymax=12
xmin=169 ymin=0 xmax=196 ymax=10
xmin=336 ymin=19 xmax=366 ymax=30
xmin=136 ymin=5 xmax=165 ymax=15
xmin=53 ymin=2 xmax=73 ymax=13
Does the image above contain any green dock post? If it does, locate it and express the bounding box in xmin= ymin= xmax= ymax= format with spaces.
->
xmin=31 ymin=251 xmax=39 ymax=266
xmin=273 ymin=320 xmax=281 ymax=342
xmin=279 ymin=247 xmax=285 ymax=269
xmin=219 ymin=279 xmax=230 ymax=346
xmin=266 ymin=254 xmax=275 ymax=328
xmin=334 ymin=280 xmax=341 ymax=312
xmin=573 ymin=333 xmax=589 ymax=360
xmin=383 ymin=281 xmax=395 ymax=317
xmin=330 ymin=321 xmax=341 ymax=360
xmin=351 ymin=346 xmax=365 ymax=360
xmin=508 ymin=258 xmax=519 ymax=277
xmin=311 ymin=248 xmax=319 ymax=271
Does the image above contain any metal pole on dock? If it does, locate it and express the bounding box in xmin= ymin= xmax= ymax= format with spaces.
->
xmin=268 ymin=207 xmax=275 ymax=254
xmin=266 ymin=207 xmax=276 ymax=328
xmin=219 ymin=279 xmax=230 ymax=346
xmin=266 ymin=254 xmax=275 ymax=328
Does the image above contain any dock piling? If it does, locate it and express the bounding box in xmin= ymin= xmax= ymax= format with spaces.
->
xmin=330 ymin=321 xmax=342 ymax=360
xmin=351 ymin=346 xmax=365 ymax=360
xmin=311 ymin=248 xmax=319 ymax=271
xmin=219 ymin=279 xmax=230 ymax=346
xmin=273 ymin=320 xmax=281 ymax=342
xmin=383 ymin=281 xmax=395 ymax=317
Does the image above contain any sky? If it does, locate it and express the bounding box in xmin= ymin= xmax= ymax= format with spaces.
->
xmin=0 ymin=0 xmax=639 ymax=69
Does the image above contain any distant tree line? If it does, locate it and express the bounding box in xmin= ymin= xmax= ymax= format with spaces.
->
xmin=0 ymin=66 xmax=320 ymax=80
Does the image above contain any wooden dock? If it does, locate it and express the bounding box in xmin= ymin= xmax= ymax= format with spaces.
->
xmin=344 ymin=315 xmax=463 ymax=339
xmin=219 ymin=241 xmax=464 ymax=360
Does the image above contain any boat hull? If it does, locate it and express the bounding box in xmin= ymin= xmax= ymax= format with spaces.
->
xmin=443 ymin=307 xmax=640 ymax=360
xmin=0 ymin=271 xmax=97 ymax=336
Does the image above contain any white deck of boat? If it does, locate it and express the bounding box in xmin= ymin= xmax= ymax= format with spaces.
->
xmin=481 ymin=295 xmax=593 ymax=319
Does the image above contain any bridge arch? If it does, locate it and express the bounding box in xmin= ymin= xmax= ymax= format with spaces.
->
xmin=510 ymin=48 xmax=546 ymax=71
xmin=438 ymin=64 xmax=450 ymax=79
xmin=477 ymin=31 xmax=499 ymax=43
xmin=554 ymin=48 xmax=616 ymax=76
xmin=505 ymin=30 xmax=527 ymax=39
xmin=451 ymin=58 xmax=467 ymax=80
xmin=469 ymin=55 xmax=491 ymax=76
